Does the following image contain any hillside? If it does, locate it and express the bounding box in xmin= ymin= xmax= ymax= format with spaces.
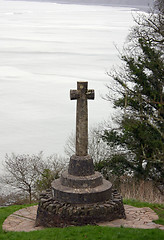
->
xmin=45 ymin=0 xmax=154 ymax=7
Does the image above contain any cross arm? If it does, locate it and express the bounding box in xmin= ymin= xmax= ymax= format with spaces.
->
xmin=70 ymin=90 xmax=80 ymax=100
xmin=87 ymin=89 xmax=94 ymax=100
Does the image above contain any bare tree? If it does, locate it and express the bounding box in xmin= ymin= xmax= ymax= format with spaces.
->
xmin=35 ymin=154 xmax=68 ymax=192
xmin=0 ymin=152 xmax=68 ymax=203
xmin=64 ymin=132 xmax=76 ymax=157
xmin=64 ymin=124 xmax=111 ymax=163
xmin=88 ymin=125 xmax=111 ymax=163
xmin=155 ymin=0 xmax=164 ymax=13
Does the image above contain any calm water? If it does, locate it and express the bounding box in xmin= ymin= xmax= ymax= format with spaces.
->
xmin=0 ymin=0 xmax=140 ymax=172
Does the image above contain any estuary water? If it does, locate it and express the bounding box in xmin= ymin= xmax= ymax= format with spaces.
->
xmin=0 ymin=0 xmax=141 ymax=170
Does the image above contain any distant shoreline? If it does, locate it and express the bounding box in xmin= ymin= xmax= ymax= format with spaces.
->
xmin=6 ymin=0 xmax=154 ymax=11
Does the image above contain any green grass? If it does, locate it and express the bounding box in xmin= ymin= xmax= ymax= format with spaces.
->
xmin=0 ymin=201 xmax=164 ymax=240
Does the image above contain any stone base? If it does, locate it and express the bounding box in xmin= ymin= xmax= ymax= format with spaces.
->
xmin=52 ymin=176 xmax=112 ymax=204
xmin=52 ymin=167 xmax=113 ymax=204
xmin=35 ymin=189 xmax=126 ymax=228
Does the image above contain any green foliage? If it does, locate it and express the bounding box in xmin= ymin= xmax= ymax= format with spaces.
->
xmin=103 ymin=4 xmax=164 ymax=186
xmin=95 ymin=155 xmax=130 ymax=179
xmin=103 ymin=117 xmax=164 ymax=180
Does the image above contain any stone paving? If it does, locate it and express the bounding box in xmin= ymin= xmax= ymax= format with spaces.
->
xmin=99 ymin=205 xmax=164 ymax=230
xmin=2 ymin=206 xmax=44 ymax=232
xmin=2 ymin=205 xmax=164 ymax=232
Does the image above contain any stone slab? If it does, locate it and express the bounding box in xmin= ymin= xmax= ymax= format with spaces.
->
xmin=98 ymin=204 xmax=161 ymax=229
xmin=2 ymin=204 xmax=164 ymax=232
xmin=2 ymin=206 xmax=43 ymax=232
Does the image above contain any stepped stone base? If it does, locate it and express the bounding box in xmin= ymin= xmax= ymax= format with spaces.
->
xmin=36 ymin=155 xmax=126 ymax=227
xmin=35 ymin=189 xmax=126 ymax=228
xmin=52 ymin=172 xmax=112 ymax=204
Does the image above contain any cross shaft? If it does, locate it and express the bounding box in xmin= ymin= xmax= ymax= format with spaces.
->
xmin=70 ymin=82 xmax=94 ymax=156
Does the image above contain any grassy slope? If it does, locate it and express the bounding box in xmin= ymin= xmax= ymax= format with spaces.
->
xmin=0 ymin=200 xmax=164 ymax=240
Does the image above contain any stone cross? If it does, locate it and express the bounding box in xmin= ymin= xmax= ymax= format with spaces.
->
xmin=70 ymin=82 xmax=94 ymax=156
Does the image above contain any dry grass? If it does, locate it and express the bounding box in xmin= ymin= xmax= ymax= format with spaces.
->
xmin=113 ymin=177 xmax=164 ymax=204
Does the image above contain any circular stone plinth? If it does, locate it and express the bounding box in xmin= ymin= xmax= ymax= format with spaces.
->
xmin=61 ymin=170 xmax=103 ymax=188
xmin=51 ymin=178 xmax=112 ymax=204
xmin=35 ymin=189 xmax=126 ymax=228
xmin=3 ymin=204 xmax=164 ymax=232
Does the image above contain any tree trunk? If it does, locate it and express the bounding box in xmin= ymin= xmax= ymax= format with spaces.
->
xmin=29 ymin=186 xmax=32 ymax=204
